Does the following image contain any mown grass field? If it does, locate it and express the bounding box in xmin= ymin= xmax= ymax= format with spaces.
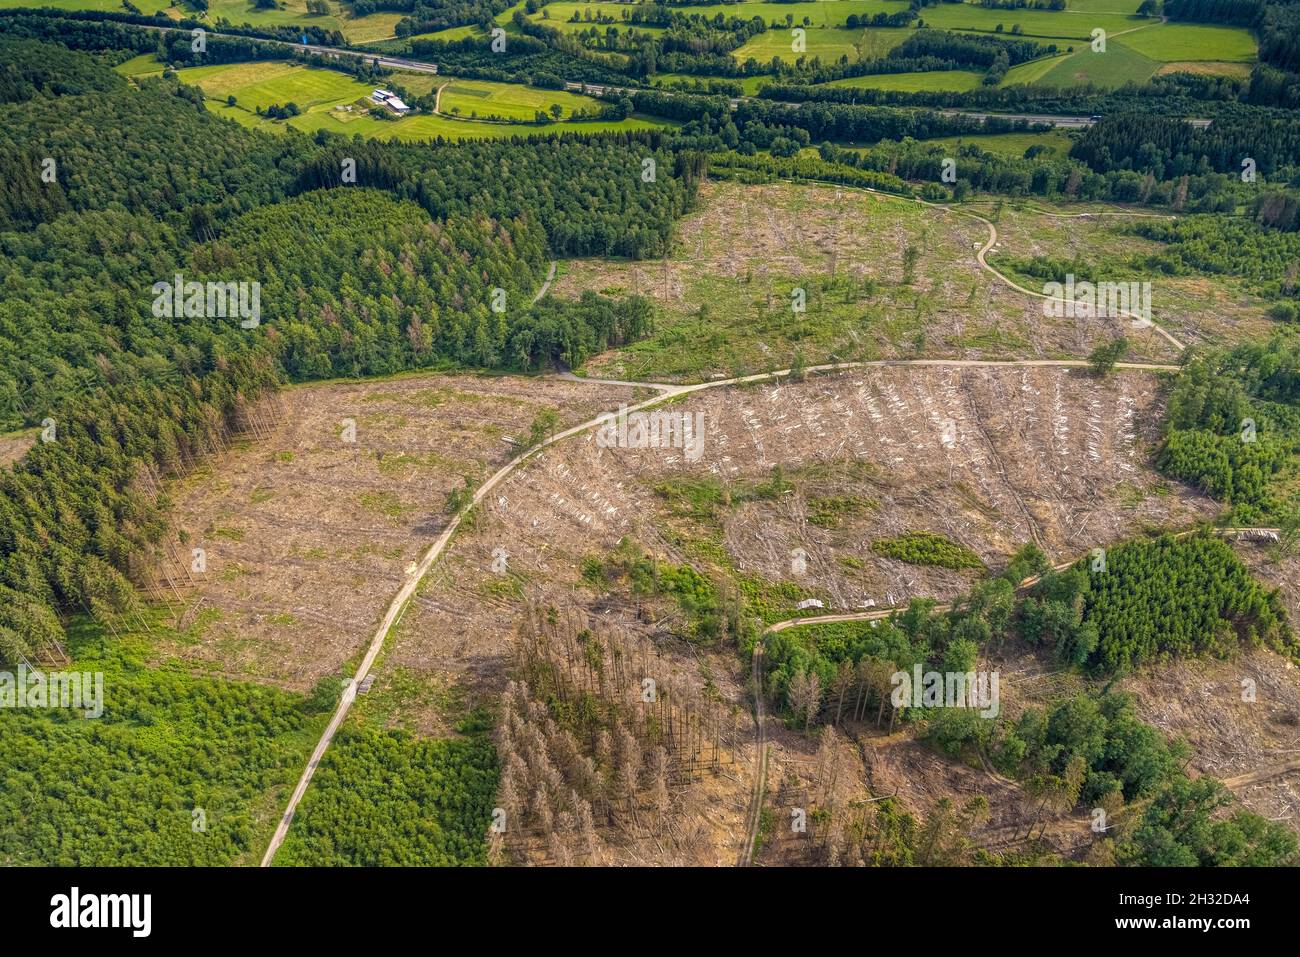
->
xmin=999 ymin=52 xmax=1071 ymax=86
xmin=4 ymin=0 xmax=408 ymax=43
xmin=115 ymin=51 xmax=168 ymax=75
xmin=1119 ymin=22 xmax=1258 ymax=61
xmin=734 ymin=26 xmax=911 ymax=64
xmin=0 ymin=0 xmax=173 ymax=10
xmin=176 ymin=59 xmax=371 ymax=112
xmin=917 ymin=5 xmax=1147 ymax=41
xmin=1032 ymin=39 xmax=1160 ymax=87
xmin=201 ymin=0 xmax=404 ymax=43
xmin=924 ymin=129 xmax=1076 ymax=158
xmin=289 ymin=108 xmax=671 ymax=141
xmin=651 ymin=72 xmax=773 ymax=94
xmin=439 ymin=77 xmax=595 ymax=121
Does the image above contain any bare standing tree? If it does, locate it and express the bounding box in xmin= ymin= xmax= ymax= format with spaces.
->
xmin=787 ymin=670 xmax=823 ymax=732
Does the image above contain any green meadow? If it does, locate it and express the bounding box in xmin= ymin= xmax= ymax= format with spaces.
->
xmin=734 ymin=26 xmax=911 ymax=64
xmin=439 ymin=78 xmax=600 ymax=121
xmin=144 ymin=60 xmax=673 ymax=141
xmin=1118 ymin=22 xmax=1258 ymax=62
xmin=924 ymin=129 xmax=1077 ymax=158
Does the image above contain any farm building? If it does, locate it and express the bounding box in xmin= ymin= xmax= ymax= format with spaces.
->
xmin=371 ymin=89 xmax=411 ymax=114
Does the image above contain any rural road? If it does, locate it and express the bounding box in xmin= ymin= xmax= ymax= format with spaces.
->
xmin=788 ymin=176 xmax=1189 ymax=356
xmin=94 ymin=18 xmax=1211 ymax=133
xmin=214 ymin=66 xmax=1194 ymax=861
xmin=738 ymin=643 xmax=768 ymax=866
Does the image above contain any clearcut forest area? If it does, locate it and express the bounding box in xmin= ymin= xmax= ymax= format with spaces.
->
xmin=3 ymin=0 xmax=1300 ymax=894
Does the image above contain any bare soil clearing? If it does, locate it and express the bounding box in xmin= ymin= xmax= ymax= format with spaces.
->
xmin=382 ymin=365 xmax=1212 ymax=859
xmin=154 ymin=372 xmax=637 ymax=690
xmin=0 ymin=430 xmax=34 ymax=469
xmin=553 ymin=182 xmax=1183 ymax=383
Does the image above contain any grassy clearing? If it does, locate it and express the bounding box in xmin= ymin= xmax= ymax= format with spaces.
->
xmin=408 ymin=24 xmax=480 ymax=42
xmin=925 ymin=129 xmax=1076 ymax=158
xmin=734 ymin=26 xmax=911 ymax=64
xmin=179 ymin=59 xmax=371 ymax=111
xmin=1118 ymin=22 xmax=1257 ymax=62
xmin=1000 ymin=52 xmax=1071 ymax=86
xmin=113 ymin=52 xmax=166 ymax=76
xmin=439 ymin=78 xmax=595 ymax=121
xmin=918 ymin=6 xmax=1147 ymax=41
xmin=0 ymin=0 xmax=173 ymax=11
xmin=193 ymin=0 xmax=402 ymax=43
xmin=1033 ymin=40 xmax=1160 ymax=88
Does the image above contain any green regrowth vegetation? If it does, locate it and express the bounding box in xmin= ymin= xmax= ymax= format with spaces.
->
xmin=870 ymin=531 xmax=986 ymax=570
xmin=0 ymin=618 xmax=329 ymax=866
xmin=275 ymin=720 xmax=498 ymax=866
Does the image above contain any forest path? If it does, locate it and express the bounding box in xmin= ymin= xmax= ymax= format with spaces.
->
xmin=532 ymin=261 xmax=557 ymax=304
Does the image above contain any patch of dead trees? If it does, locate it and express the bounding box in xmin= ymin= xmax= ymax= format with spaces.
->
xmin=492 ymin=600 xmax=739 ymax=865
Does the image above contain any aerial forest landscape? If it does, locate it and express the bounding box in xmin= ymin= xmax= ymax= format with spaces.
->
xmin=0 ymin=0 xmax=1299 ymax=935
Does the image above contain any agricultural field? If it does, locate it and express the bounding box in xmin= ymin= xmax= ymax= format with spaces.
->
xmin=439 ymin=78 xmax=596 ymax=121
xmin=152 ymin=60 xmax=673 ymax=140
xmin=994 ymin=22 xmax=1258 ymax=89
xmin=0 ymin=0 xmax=174 ymax=12
xmin=1118 ymin=21 xmax=1258 ymax=63
xmin=917 ymin=4 xmax=1147 ymax=41
xmin=999 ymin=51 xmax=1071 ymax=86
xmin=734 ymin=25 xmax=910 ymax=64
xmin=198 ymin=0 xmax=404 ymax=43
xmin=1029 ymin=41 xmax=1160 ymax=88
